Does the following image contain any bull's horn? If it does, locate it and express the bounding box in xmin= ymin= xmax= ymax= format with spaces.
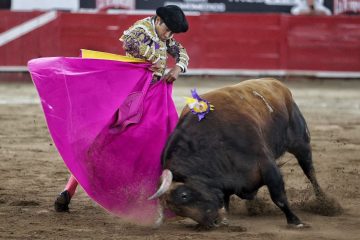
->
xmin=148 ymin=169 xmax=173 ymax=200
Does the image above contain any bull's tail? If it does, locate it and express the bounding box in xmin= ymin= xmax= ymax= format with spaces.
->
xmin=289 ymin=102 xmax=311 ymax=143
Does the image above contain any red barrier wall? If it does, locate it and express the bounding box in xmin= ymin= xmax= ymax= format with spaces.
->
xmin=285 ymin=15 xmax=360 ymax=71
xmin=0 ymin=11 xmax=60 ymax=65
xmin=1 ymin=11 xmax=359 ymax=71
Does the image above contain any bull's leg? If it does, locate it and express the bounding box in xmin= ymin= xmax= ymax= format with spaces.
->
xmin=223 ymin=194 xmax=230 ymax=212
xmin=288 ymin=142 xmax=325 ymax=198
xmin=287 ymin=104 xmax=342 ymax=216
xmin=287 ymin=103 xmax=325 ymax=198
xmin=288 ymin=141 xmax=343 ymax=216
xmin=261 ymin=161 xmax=304 ymax=227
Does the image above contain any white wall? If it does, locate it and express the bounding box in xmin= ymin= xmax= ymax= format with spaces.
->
xmin=11 ymin=0 xmax=80 ymax=11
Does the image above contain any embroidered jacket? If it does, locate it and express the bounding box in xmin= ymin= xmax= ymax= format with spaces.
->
xmin=120 ymin=17 xmax=189 ymax=81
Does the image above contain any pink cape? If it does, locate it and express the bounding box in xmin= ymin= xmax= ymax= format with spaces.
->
xmin=28 ymin=57 xmax=178 ymax=225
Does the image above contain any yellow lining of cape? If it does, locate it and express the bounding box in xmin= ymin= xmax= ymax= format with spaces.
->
xmin=81 ymin=49 xmax=145 ymax=63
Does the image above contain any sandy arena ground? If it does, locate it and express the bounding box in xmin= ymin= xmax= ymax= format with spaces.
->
xmin=0 ymin=76 xmax=359 ymax=240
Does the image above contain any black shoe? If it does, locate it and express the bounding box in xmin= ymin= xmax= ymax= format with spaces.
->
xmin=54 ymin=190 xmax=71 ymax=212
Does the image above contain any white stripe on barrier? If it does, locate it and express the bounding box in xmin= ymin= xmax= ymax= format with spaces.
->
xmin=0 ymin=66 xmax=360 ymax=79
xmin=184 ymin=69 xmax=360 ymax=78
xmin=0 ymin=66 xmax=28 ymax=72
xmin=0 ymin=11 xmax=57 ymax=47
xmin=0 ymin=66 xmax=359 ymax=78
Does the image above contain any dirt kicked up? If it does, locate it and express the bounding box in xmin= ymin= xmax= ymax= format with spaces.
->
xmin=0 ymin=77 xmax=359 ymax=240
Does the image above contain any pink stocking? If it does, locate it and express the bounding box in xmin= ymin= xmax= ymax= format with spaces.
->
xmin=64 ymin=175 xmax=78 ymax=198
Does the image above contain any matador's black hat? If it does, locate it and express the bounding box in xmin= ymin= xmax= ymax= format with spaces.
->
xmin=156 ymin=5 xmax=189 ymax=33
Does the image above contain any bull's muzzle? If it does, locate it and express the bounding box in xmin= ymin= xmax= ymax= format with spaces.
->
xmin=148 ymin=169 xmax=173 ymax=200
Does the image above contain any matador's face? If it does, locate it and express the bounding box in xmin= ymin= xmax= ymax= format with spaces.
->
xmin=155 ymin=17 xmax=174 ymax=41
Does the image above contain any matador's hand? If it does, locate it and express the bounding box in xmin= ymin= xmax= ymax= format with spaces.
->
xmin=164 ymin=66 xmax=182 ymax=83
xmin=149 ymin=61 xmax=162 ymax=72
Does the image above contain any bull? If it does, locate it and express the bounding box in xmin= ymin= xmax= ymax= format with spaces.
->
xmin=149 ymin=78 xmax=334 ymax=228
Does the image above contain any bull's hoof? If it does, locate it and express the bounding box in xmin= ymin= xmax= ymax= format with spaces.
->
xmin=54 ymin=190 xmax=71 ymax=212
xmin=287 ymin=222 xmax=311 ymax=229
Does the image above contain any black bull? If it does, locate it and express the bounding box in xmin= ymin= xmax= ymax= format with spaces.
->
xmin=149 ymin=78 xmax=331 ymax=228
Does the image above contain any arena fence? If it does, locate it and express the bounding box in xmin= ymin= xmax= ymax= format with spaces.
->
xmin=0 ymin=10 xmax=359 ymax=78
